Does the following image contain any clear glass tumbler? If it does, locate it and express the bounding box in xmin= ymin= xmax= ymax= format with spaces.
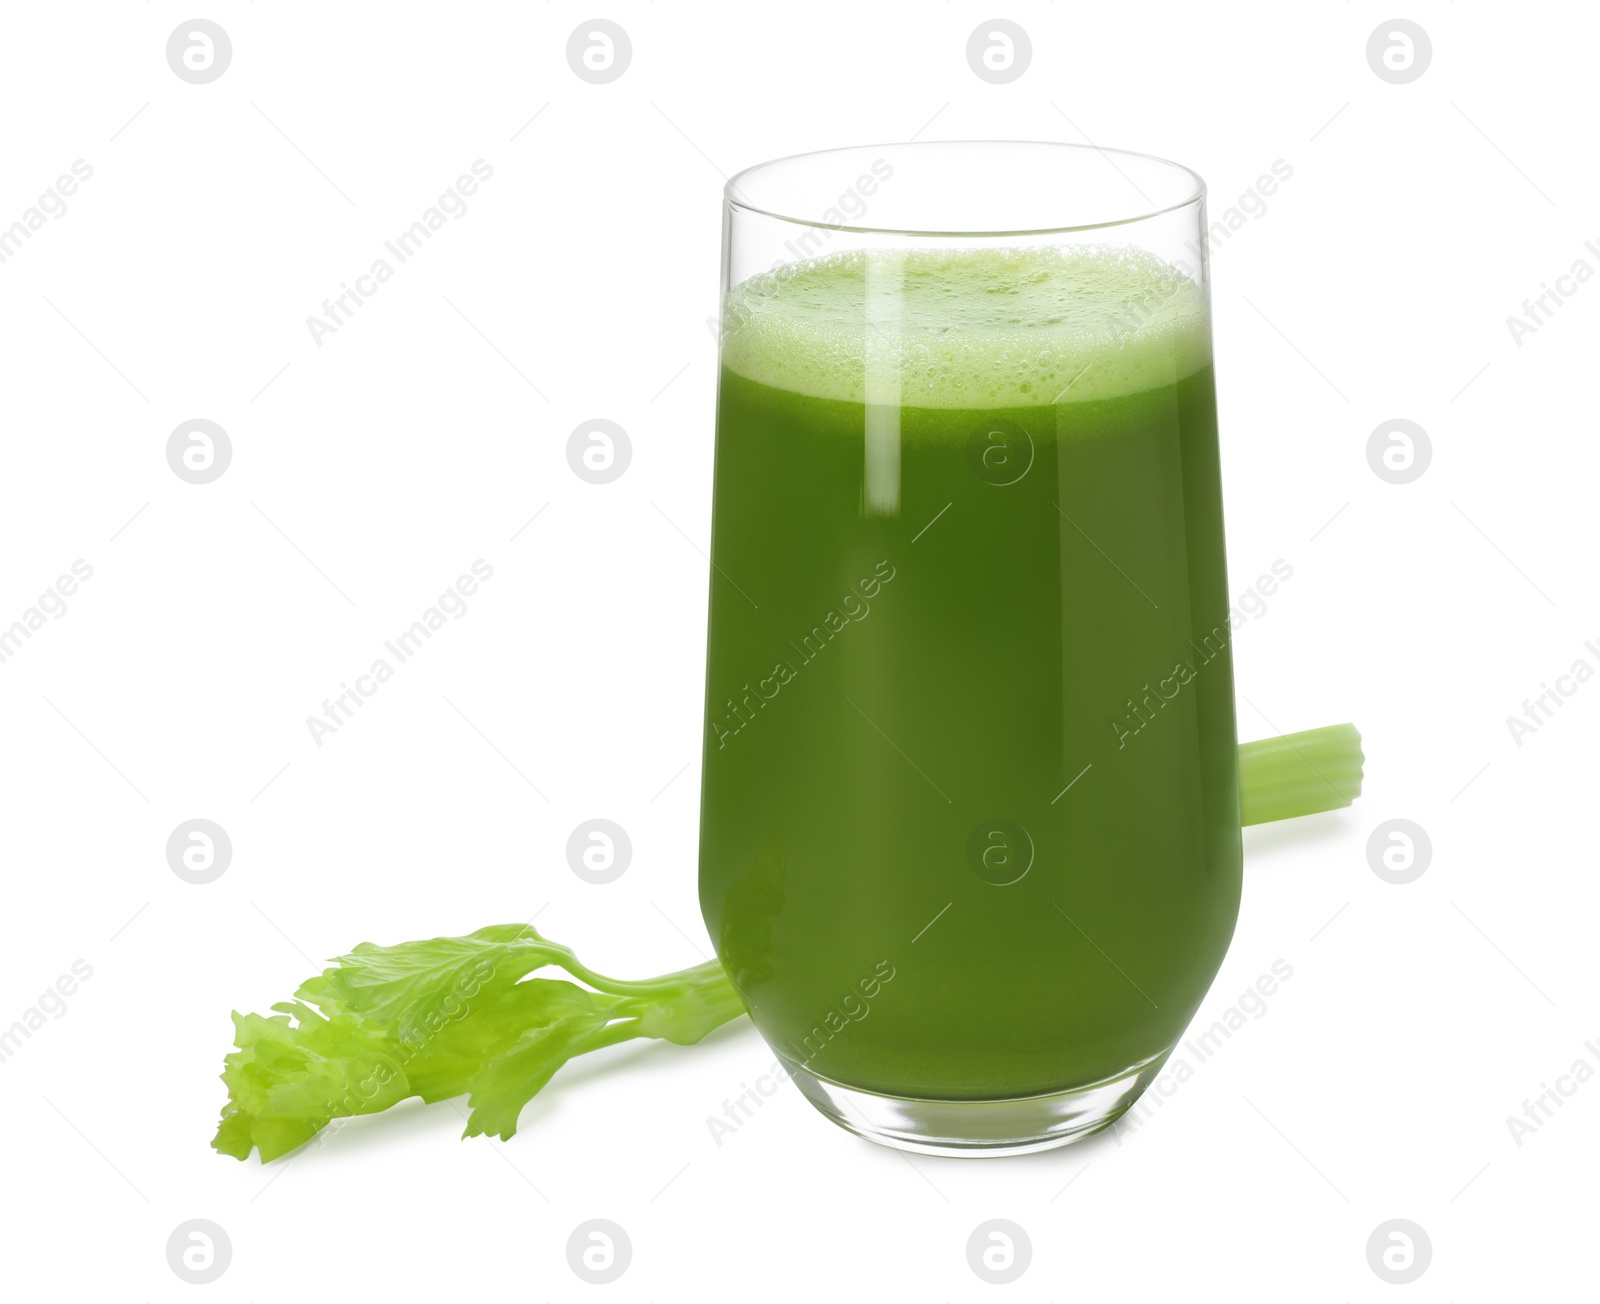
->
xmin=698 ymin=142 xmax=1239 ymax=1155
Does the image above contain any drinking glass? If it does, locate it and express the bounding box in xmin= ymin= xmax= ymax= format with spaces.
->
xmin=698 ymin=141 xmax=1239 ymax=1154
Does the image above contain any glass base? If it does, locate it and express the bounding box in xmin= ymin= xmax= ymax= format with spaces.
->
xmin=784 ymin=1052 xmax=1167 ymax=1157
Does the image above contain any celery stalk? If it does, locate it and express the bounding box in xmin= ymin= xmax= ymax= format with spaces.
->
xmin=1239 ymin=723 xmax=1364 ymax=826
xmin=212 ymin=722 xmax=1364 ymax=1161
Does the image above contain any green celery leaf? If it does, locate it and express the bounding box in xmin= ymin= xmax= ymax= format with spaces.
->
xmin=213 ymin=1005 xmax=409 ymax=1163
xmin=297 ymin=923 xmax=569 ymax=1044
xmin=403 ymin=978 xmax=616 ymax=1102
xmin=461 ymin=1012 xmax=612 ymax=1141
xmin=212 ymin=924 xmax=748 ymax=1162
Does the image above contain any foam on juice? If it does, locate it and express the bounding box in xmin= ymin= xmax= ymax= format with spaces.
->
xmin=720 ymin=246 xmax=1209 ymax=410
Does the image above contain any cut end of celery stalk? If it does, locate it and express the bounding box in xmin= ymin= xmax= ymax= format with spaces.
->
xmin=1238 ymin=723 xmax=1364 ymax=826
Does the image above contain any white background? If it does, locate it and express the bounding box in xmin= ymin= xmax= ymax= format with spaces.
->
xmin=1 ymin=2 xmax=1595 ymax=1298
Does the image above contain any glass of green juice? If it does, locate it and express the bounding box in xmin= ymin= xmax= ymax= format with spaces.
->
xmin=698 ymin=141 xmax=1237 ymax=1155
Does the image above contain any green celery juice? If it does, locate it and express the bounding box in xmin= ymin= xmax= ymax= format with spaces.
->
xmin=698 ymin=246 xmax=1240 ymax=1101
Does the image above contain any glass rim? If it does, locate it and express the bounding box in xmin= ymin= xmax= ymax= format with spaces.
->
xmin=725 ymin=139 xmax=1208 ymax=239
